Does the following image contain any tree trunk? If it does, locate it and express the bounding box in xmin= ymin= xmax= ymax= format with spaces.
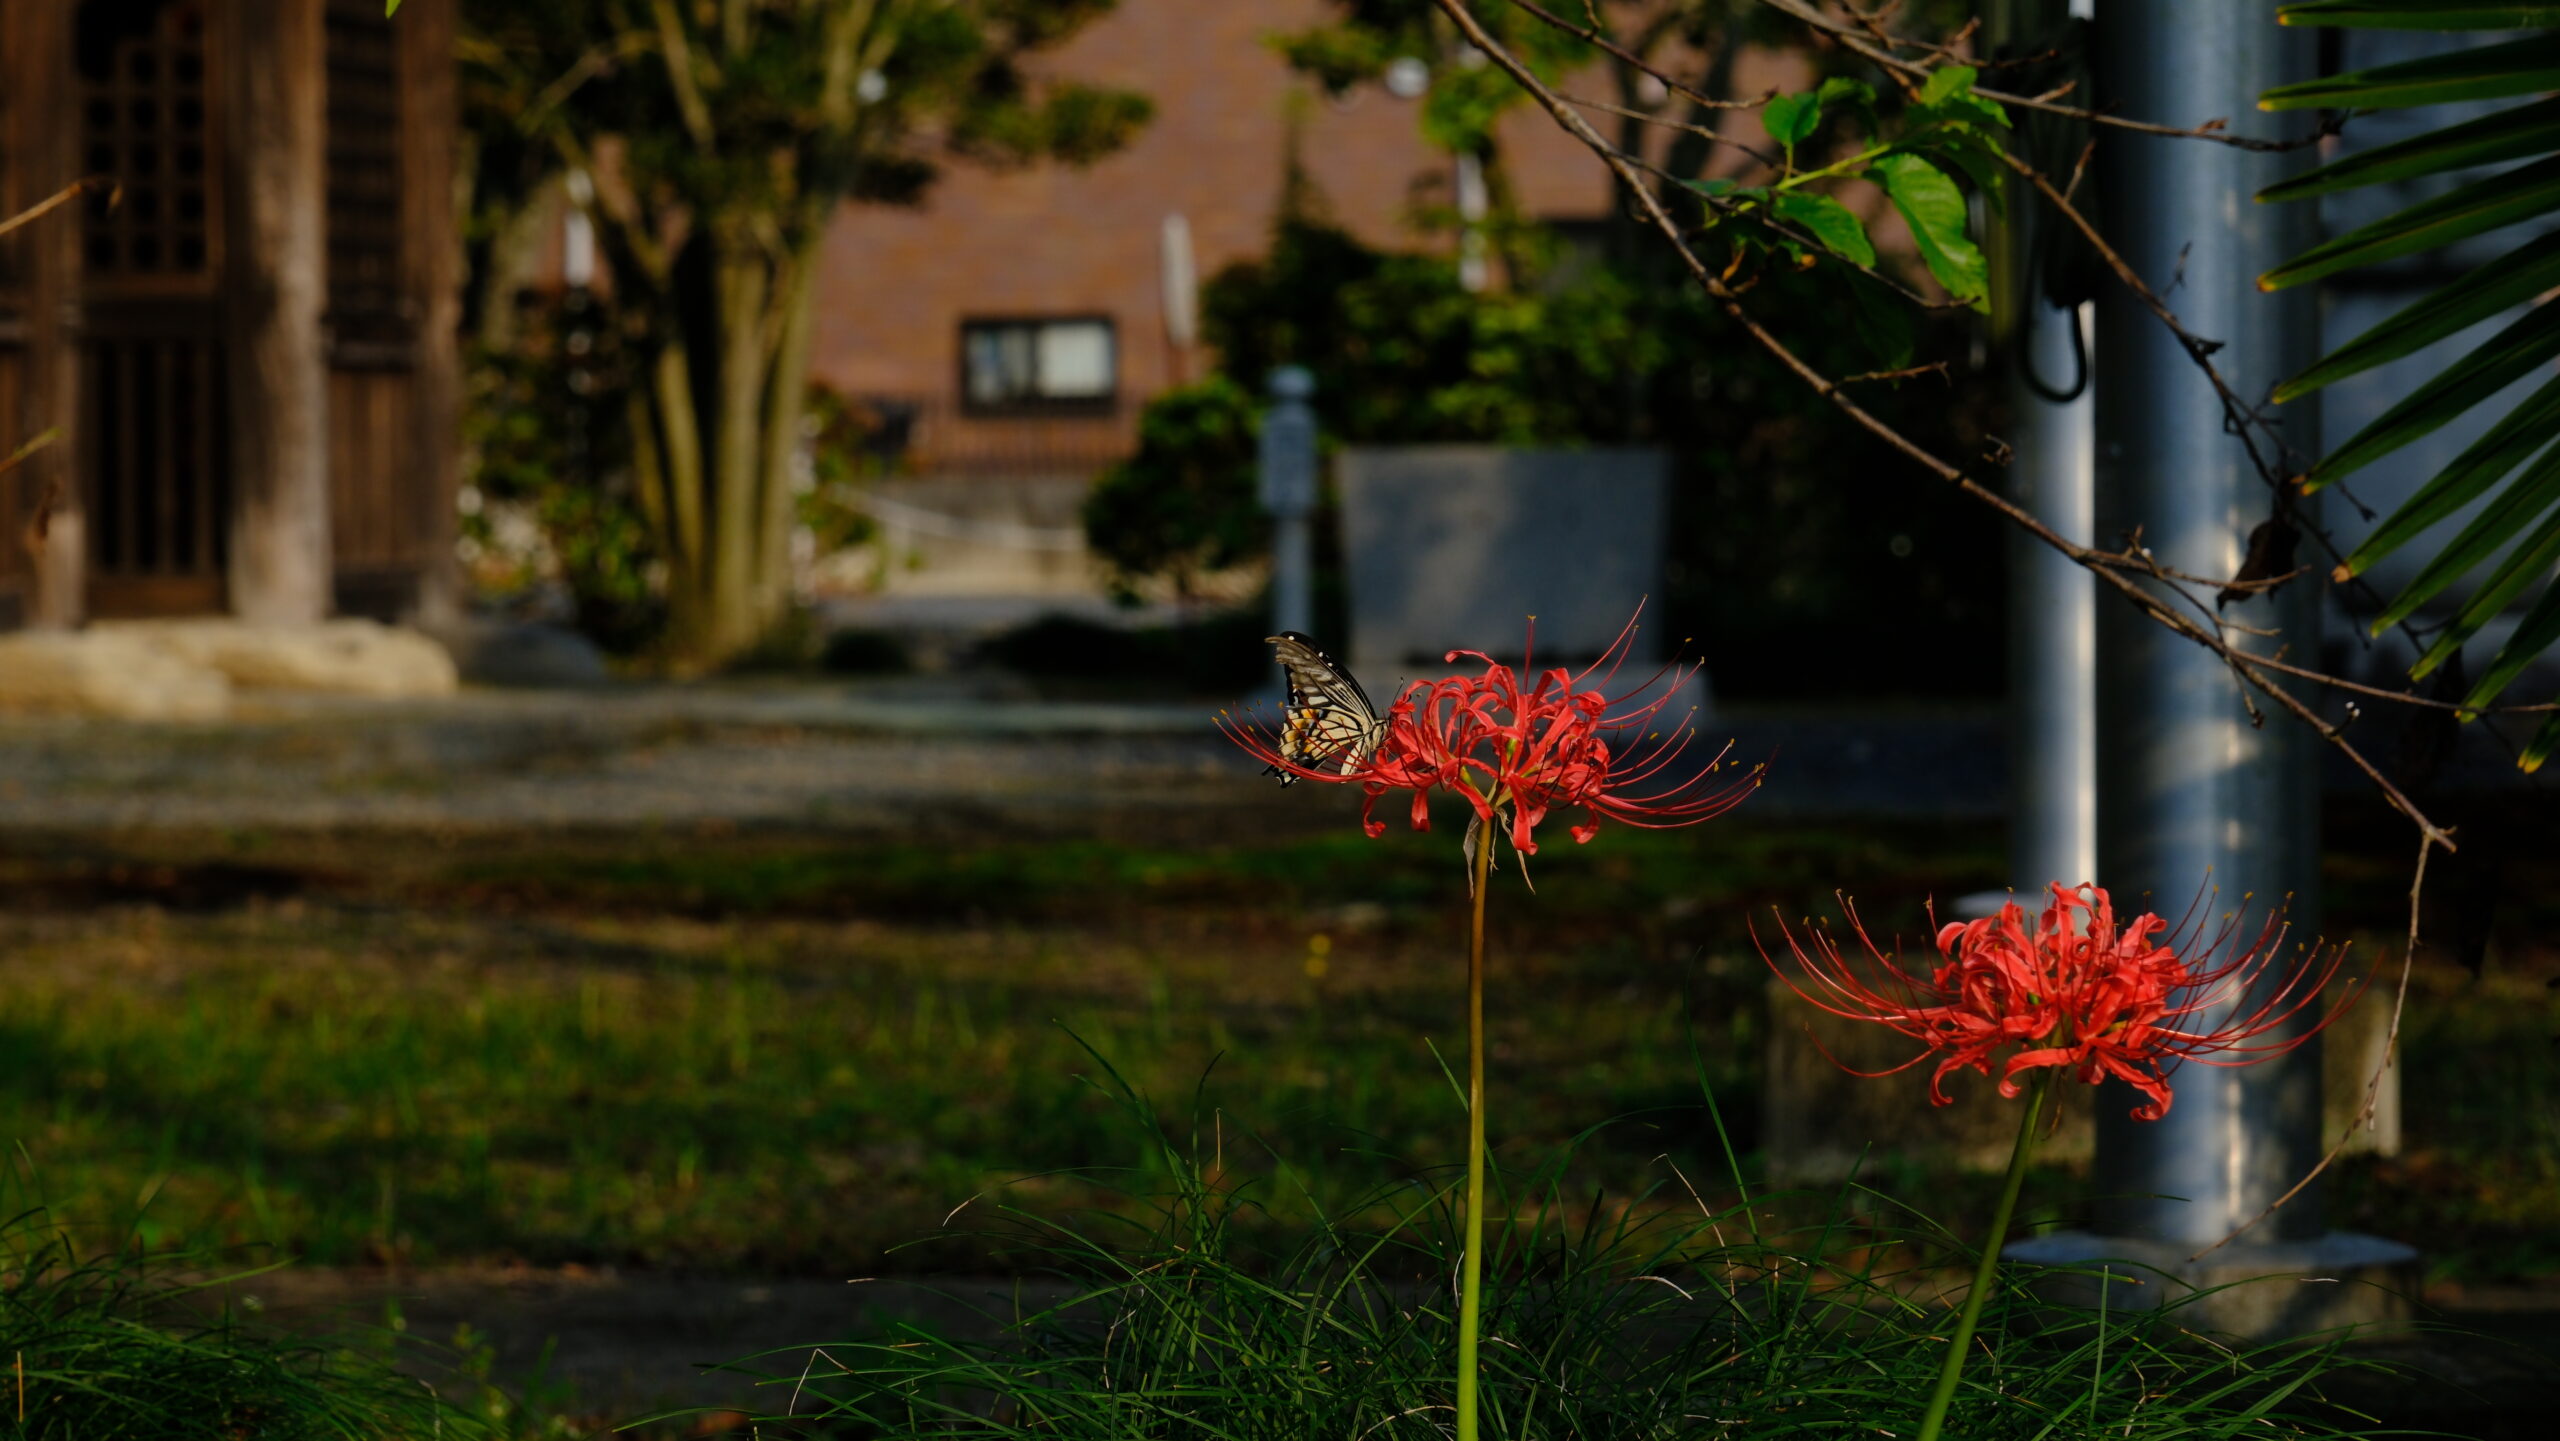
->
xmin=630 ymin=223 xmax=816 ymax=670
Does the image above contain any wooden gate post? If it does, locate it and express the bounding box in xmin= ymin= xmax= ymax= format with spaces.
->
xmin=399 ymin=0 xmax=462 ymax=625
xmin=8 ymin=0 xmax=86 ymax=629
xmin=222 ymin=0 xmax=332 ymax=624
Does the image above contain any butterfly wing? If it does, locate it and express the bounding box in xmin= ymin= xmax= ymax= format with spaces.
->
xmin=1266 ymin=632 xmax=1383 ymax=786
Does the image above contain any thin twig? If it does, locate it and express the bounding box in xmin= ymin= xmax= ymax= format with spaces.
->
xmin=0 ymin=429 xmax=59 ymax=481
xmin=1557 ymin=91 xmax=1778 ymax=169
xmin=1430 ymin=0 xmax=2457 ymax=856
xmin=2189 ymin=832 xmax=2436 ymax=1260
xmin=1836 ymin=362 xmax=1951 ymax=387
xmin=1750 ymin=0 xmax=2345 ymax=152
xmin=1506 ymin=0 xmax=1773 ymax=110
xmin=0 ymin=178 xmax=109 ymax=241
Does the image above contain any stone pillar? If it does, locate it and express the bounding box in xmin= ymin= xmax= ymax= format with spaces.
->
xmin=1258 ymin=366 xmax=1318 ymax=641
xmin=222 ymin=0 xmax=332 ymax=624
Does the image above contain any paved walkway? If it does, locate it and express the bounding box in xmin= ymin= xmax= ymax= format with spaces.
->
xmin=0 ymin=680 xmax=2020 ymax=832
xmin=2 ymin=677 xmax=2536 ymax=833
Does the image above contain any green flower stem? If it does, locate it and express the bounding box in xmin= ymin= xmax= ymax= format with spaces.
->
xmin=1914 ymin=1072 xmax=2051 ymax=1441
xmin=1455 ymin=825 xmax=1495 ymax=1441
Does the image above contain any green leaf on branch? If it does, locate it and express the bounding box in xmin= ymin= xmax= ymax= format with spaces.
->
xmin=2259 ymin=153 xmax=2560 ymax=291
xmin=1763 ymin=92 xmax=1822 ymax=157
xmin=2523 ymin=711 xmax=2560 ymax=773
xmin=2369 ymin=445 xmax=2560 ymax=633
xmin=1818 ymin=76 xmax=1878 ymax=129
xmin=1772 ymin=191 xmax=1876 ymax=266
xmin=1915 ymin=124 xmax=2010 ymax=216
xmin=1870 ymin=154 xmax=1987 ymax=310
xmin=2276 ymin=229 xmax=2560 ymax=400
xmin=2261 ymin=32 xmax=2560 ymax=110
xmin=2404 ymin=505 xmax=2560 ymax=680
xmin=2259 ymin=95 xmax=2560 ymax=203
xmin=386 ymin=0 xmax=400 ymax=12
xmin=2467 ymin=579 xmax=2560 ymax=710
xmin=1916 ymin=65 xmax=2010 ymax=129
xmin=2309 ymin=301 xmax=2560 ymax=485
xmin=2335 ymin=374 xmax=2560 ymax=574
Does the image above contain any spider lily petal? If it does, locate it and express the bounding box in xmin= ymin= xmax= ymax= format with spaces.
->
xmin=1227 ymin=609 xmax=1762 ymax=856
xmin=1761 ymin=882 xmax=2363 ymax=1121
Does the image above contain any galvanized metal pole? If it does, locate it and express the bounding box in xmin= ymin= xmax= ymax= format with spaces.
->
xmin=2011 ymin=4 xmax=2417 ymax=1341
xmin=2006 ymin=297 xmax=2098 ymax=897
xmin=2088 ymin=0 xmax=2325 ymax=1248
xmin=1259 ymin=366 xmax=1319 ymax=640
xmin=1971 ymin=0 xmax=2097 ymax=920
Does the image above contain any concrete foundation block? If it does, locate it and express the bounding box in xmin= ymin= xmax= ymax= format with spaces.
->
xmin=106 ymin=618 xmax=459 ymax=697
xmin=0 ymin=630 xmax=233 ymax=720
xmin=2004 ymin=1229 xmax=2422 ymax=1341
xmin=1336 ymin=445 xmax=1673 ymax=678
xmin=1762 ymin=973 xmax=2097 ymax=1184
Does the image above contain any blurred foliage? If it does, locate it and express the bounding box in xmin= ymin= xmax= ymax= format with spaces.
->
xmin=1091 ymin=202 xmax=2003 ymax=699
xmin=799 ymin=389 xmax=888 ymax=558
xmin=979 ymin=608 xmax=1275 ymax=696
xmin=460 ymin=296 xmax=666 ymax=655
xmin=1083 ymin=2 xmax=2014 ymax=699
xmin=459 ymin=0 xmax=1150 ymax=666
xmin=463 ymin=306 xmax=892 ymax=659
xmin=1082 ymin=377 xmax=1266 ymax=603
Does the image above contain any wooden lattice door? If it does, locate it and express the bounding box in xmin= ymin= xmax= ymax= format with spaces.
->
xmin=76 ymin=0 xmax=228 ymax=617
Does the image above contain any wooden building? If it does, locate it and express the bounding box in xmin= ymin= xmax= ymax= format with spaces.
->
xmin=0 ymin=0 xmax=459 ymax=630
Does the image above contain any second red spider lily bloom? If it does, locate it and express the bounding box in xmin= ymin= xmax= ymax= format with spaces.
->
xmin=1226 ymin=612 xmax=1764 ymax=852
xmin=1762 ymin=882 xmax=2360 ymax=1121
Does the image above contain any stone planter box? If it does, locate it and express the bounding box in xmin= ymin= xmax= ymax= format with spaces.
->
xmin=1336 ymin=446 xmax=1697 ymax=710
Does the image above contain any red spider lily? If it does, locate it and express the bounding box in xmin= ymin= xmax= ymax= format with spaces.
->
xmin=1223 ymin=612 xmax=1762 ymax=853
xmin=1762 ymin=882 xmax=2359 ymax=1121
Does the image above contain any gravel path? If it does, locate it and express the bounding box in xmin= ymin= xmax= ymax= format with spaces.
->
xmin=0 ymin=682 xmax=2023 ymax=833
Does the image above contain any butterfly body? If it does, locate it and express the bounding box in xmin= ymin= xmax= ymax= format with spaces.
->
xmin=1265 ymin=632 xmax=1384 ymax=785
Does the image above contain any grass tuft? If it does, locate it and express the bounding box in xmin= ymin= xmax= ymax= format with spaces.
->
xmin=697 ymin=1051 xmax=2398 ymax=1439
xmin=0 ymin=1200 xmax=473 ymax=1438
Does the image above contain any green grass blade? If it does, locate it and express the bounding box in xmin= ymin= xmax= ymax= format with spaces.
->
xmin=2523 ymin=709 xmax=2560 ymax=769
xmin=2260 ymin=94 xmax=2560 ymax=204
xmin=2277 ymin=228 xmax=2560 ymax=399
xmin=2465 ymin=577 xmax=2560 ymax=705
xmin=2409 ymin=504 xmax=2560 ymax=675
xmin=2335 ymin=373 xmax=2560 ymax=565
xmin=2261 ymin=32 xmax=2560 ymax=109
xmin=2280 ymin=1 xmax=2560 ymax=26
xmin=2305 ymin=299 xmax=2560 ymax=483
xmin=2262 ymin=153 xmax=2560 ymax=291
xmin=2371 ymin=447 xmax=2560 ymax=631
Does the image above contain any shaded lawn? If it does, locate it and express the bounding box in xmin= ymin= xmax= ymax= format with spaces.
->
xmin=0 ymin=806 xmax=2549 ymax=1281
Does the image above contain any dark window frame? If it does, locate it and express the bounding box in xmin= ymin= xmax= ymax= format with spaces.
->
xmin=957 ymin=314 xmax=1119 ymax=416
